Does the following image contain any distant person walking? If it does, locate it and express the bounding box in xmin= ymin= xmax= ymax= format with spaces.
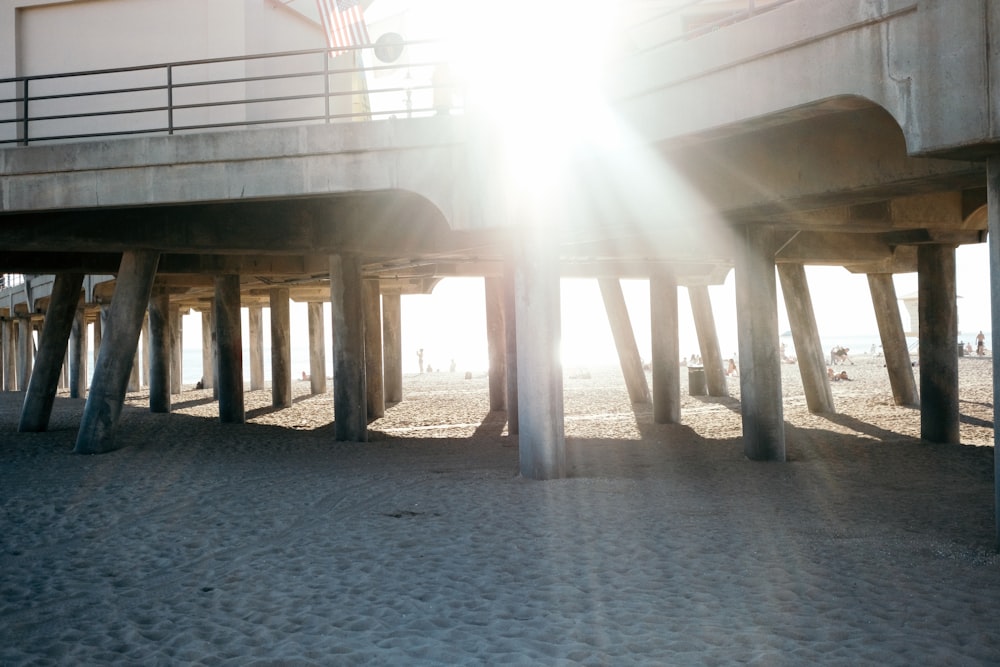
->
xmin=417 ymin=348 xmax=425 ymax=374
xmin=977 ymin=331 xmax=986 ymax=356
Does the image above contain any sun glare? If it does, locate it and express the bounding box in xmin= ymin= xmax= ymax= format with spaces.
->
xmin=431 ymin=0 xmax=623 ymax=192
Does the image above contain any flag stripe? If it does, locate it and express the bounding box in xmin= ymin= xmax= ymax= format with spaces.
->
xmin=316 ymin=0 xmax=370 ymax=55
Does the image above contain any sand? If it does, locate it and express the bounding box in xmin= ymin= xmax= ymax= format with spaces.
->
xmin=2 ymin=355 xmax=1000 ymax=665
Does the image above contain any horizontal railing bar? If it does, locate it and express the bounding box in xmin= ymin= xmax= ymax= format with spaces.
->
xmin=0 ymin=39 xmax=445 ymax=86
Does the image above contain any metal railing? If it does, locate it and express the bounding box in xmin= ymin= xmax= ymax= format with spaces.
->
xmin=0 ymin=40 xmax=460 ymax=146
xmin=0 ymin=3 xmax=788 ymax=147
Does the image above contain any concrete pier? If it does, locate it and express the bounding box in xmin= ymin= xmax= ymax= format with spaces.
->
xmin=363 ymin=279 xmax=384 ymax=419
xmin=987 ymin=156 xmax=1000 ymax=550
xmin=69 ymin=309 xmax=87 ymax=399
xmin=307 ymin=301 xmax=328 ymax=395
xmin=330 ymin=254 xmax=367 ymax=441
xmin=777 ymin=263 xmax=834 ymax=414
xmin=381 ymin=295 xmax=401 ymax=404
xmin=148 ymin=291 xmax=172 ymax=413
xmin=270 ymin=287 xmax=292 ymax=408
xmin=214 ymin=275 xmax=245 ymax=424
xmin=484 ymin=277 xmax=506 ymax=411
xmin=199 ymin=306 xmax=215 ymax=392
xmin=17 ymin=317 xmax=34 ymax=391
xmin=75 ymin=251 xmax=160 ymax=454
xmin=687 ymin=285 xmax=727 ymax=398
xmin=170 ymin=308 xmax=182 ymax=394
xmin=918 ymin=244 xmax=959 ymax=444
xmin=2 ymin=318 xmax=15 ymax=392
xmin=19 ymin=272 xmax=83 ymax=431
xmin=513 ymin=230 xmax=564 ymax=479
xmin=599 ymin=278 xmax=650 ymax=405
xmin=735 ymin=227 xmax=785 ymax=462
xmin=867 ymin=273 xmax=918 ymax=407
xmin=248 ymin=305 xmax=265 ymax=391
xmin=503 ymin=263 xmax=519 ymax=435
xmin=650 ymin=271 xmax=680 ymax=424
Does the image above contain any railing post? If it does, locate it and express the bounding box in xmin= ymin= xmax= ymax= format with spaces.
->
xmin=323 ymin=53 xmax=330 ymax=123
xmin=20 ymin=78 xmax=28 ymax=146
xmin=166 ymin=65 xmax=174 ymax=134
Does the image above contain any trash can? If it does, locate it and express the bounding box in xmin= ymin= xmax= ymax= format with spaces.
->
xmin=688 ymin=366 xmax=707 ymax=396
xmin=958 ymin=343 xmax=965 ymax=357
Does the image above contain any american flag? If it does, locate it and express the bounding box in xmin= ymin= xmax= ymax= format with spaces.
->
xmin=316 ymin=0 xmax=371 ymax=56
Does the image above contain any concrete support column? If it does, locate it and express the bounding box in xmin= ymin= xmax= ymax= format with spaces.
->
xmin=650 ymin=271 xmax=680 ymax=424
xmin=171 ymin=308 xmax=183 ymax=394
xmin=484 ymin=277 xmax=507 ymax=411
xmin=777 ymin=263 xmax=834 ymax=414
xmin=867 ymin=273 xmax=918 ymax=406
xmin=735 ymin=226 xmax=785 ymax=462
xmin=330 ymin=254 xmax=367 ymax=441
xmin=513 ymin=229 xmax=565 ymax=479
xmin=248 ymin=305 xmax=265 ymax=391
xmin=139 ymin=313 xmax=150 ymax=390
xmin=200 ymin=306 xmax=215 ymax=391
xmin=688 ymin=284 xmax=728 ymax=397
xmin=19 ymin=273 xmax=84 ymax=432
xmin=17 ymin=317 xmax=34 ymax=391
xmin=986 ymin=156 xmax=1000 ymax=549
xmin=918 ymin=244 xmax=959 ymax=444
xmin=128 ymin=339 xmax=145 ymax=391
xmin=503 ymin=260 xmax=519 ymax=434
xmin=75 ymin=251 xmax=160 ymax=454
xmin=270 ymin=287 xmax=292 ymax=408
xmin=307 ymin=301 xmax=328 ymax=395
xmin=69 ymin=309 xmax=87 ymax=399
xmin=214 ymin=275 xmax=245 ymax=424
xmin=2 ymin=318 xmax=15 ymax=391
xmin=381 ymin=295 xmax=401 ymax=403
xmin=363 ymin=280 xmax=384 ymax=419
xmin=599 ymin=278 xmax=650 ymax=405
xmin=147 ymin=292 xmax=172 ymax=414
xmin=93 ymin=310 xmax=103 ymax=359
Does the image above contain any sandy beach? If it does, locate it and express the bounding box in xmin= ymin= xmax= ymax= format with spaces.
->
xmin=2 ymin=355 xmax=999 ymax=665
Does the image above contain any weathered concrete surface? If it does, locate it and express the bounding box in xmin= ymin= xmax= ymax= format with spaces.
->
xmin=75 ymin=251 xmax=159 ymax=454
xmin=867 ymin=272 xmax=918 ymax=407
xmin=918 ymin=244 xmax=959 ymax=444
xmin=611 ymin=0 xmax=1000 ymax=158
xmin=777 ymin=263 xmax=834 ymax=415
xmin=18 ymin=272 xmax=83 ymax=432
xmin=650 ymin=271 xmax=680 ymax=424
xmin=735 ymin=227 xmax=785 ymax=462
xmin=0 ymin=119 xmax=468 ymax=227
xmin=330 ymin=254 xmax=367 ymax=442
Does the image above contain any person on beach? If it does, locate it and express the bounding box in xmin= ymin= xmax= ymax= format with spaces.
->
xmin=417 ymin=348 xmax=425 ymax=374
xmin=976 ymin=331 xmax=986 ymax=356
